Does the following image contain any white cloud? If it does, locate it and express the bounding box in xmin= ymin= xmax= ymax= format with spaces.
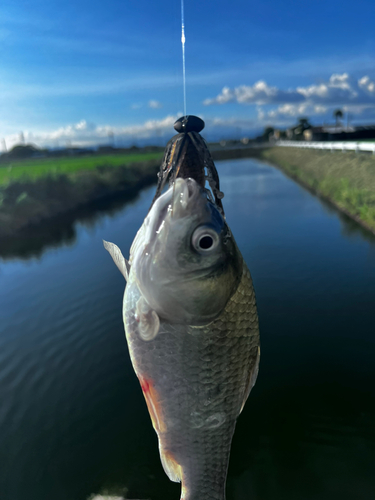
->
xmin=203 ymin=86 xmax=234 ymax=105
xmin=296 ymin=83 xmax=328 ymax=98
xmin=358 ymin=76 xmax=375 ymax=93
xmin=236 ymin=81 xmax=278 ymax=104
xmin=329 ymin=73 xmax=352 ymax=90
xmin=75 ymin=120 xmax=88 ymax=130
xmin=314 ymin=105 xmax=328 ymax=114
xmin=297 ymin=73 xmax=357 ymax=101
xmin=148 ymin=100 xmax=162 ymax=109
xmin=269 ymin=103 xmax=308 ymax=118
xmin=204 ymin=72 xmax=375 ymax=110
xmin=267 ymin=103 xmax=328 ymax=119
xmin=204 ymin=80 xmax=303 ymax=106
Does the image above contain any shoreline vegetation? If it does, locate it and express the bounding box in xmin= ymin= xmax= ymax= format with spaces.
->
xmin=1 ymin=145 xmax=375 ymax=240
xmin=258 ymin=147 xmax=375 ymax=235
xmin=0 ymin=152 xmax=163 ymax=239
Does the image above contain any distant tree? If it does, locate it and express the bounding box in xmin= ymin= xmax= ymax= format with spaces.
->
xmin=263 ymin=126 xmax=275 ymax=141
xmin=7 ymin=144 xmax=39 ymax=159
xmin=297 ymin=117 xmax=312 ymax=130
xmin=334 ymin=109 xmax=343 ymax=127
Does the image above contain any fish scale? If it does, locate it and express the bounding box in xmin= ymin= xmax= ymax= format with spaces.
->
xmin=124 ymin=264 xmax=259 ymax=500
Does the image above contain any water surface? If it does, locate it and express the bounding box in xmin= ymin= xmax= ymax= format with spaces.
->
xmin=1 ymin=158 xmax=375 ymax=500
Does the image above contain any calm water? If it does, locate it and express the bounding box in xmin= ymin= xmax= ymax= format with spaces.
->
xmin=1 ymin=158 xmax=375 ymax=500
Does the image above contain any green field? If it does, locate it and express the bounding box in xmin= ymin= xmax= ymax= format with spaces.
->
xmin=0 ymin=152 xmax=163 ymax=186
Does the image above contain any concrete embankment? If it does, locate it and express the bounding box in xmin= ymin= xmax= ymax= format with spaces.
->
xmin=259 ymin=147 xmax=375 ymax=235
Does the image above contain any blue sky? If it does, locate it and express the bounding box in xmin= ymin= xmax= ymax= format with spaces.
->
xmin=1 ymin=0 xmax=375 ymax=148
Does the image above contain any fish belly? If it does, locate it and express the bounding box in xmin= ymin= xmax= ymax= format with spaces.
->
xmin=124 ymin=264 xmax=259 ymax=500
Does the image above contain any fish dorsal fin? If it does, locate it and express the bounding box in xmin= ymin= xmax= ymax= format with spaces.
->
xmin=103 ymin=240 xmax=130 ymax=281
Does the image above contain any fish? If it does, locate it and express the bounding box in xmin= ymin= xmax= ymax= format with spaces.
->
xmin=104 ymin=116 xmax=260 ymax=500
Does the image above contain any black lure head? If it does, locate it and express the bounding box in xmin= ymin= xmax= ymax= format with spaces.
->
xmin=150 ymin=115 xmax=225 ymax=216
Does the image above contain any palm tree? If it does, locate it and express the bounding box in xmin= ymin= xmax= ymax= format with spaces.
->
xmin=297 ymin=117 xmax=311 ymax=130
xmin=333 ymin=109 xmax=343 ymax=128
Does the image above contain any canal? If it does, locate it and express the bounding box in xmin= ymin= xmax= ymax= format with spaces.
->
xmin=1 ymin=158 xmax=375 ymax=500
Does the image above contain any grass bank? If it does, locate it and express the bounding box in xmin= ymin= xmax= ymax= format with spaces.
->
xmin=261 ymin=147 xmax=375 ymax=234
xmin=0 ymin=153 xmax=163 ymax=238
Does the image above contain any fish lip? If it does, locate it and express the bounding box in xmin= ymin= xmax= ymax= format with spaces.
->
xmin=144 ymin=184 xmax=174 ymax=246
xmin=141 ymin=178 xmax=201 ymax=259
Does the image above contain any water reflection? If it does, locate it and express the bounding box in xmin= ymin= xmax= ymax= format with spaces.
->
xmin=1 ymin=158 xmax=375 ymax=500
xmin=0 ymin=188 xmax=150 ymax=261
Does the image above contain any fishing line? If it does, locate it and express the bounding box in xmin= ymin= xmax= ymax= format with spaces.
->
xmin=169 ymin=0 xmax=187 ymax=217
xmin=181 ymin=0 xmax=187 ymax=116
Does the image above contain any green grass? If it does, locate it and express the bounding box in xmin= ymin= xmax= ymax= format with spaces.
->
xmin=0 ymin=152 xmax=163 ymax=186
xmin=0 ymin=152 xmax=163 ymax=237
xmin=262 ymin=147 xmax=375 ymax=232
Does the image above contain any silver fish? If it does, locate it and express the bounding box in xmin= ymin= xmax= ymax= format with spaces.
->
xmin=104 ymin=122 xmax=260 ymax=500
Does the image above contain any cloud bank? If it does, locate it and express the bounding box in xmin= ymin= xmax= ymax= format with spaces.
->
xmin=2 ymin=116 xmax=179 ymax=150
xmin=204 ymin=73 xmax=375 ymax=113
xmin=2 ymin=115 xmax=259 ymax=150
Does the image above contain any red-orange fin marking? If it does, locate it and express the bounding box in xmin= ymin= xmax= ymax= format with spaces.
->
xmin=139 ymin=377 xmax=166 ymax=433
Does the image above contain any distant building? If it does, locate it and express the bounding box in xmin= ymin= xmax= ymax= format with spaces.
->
xmin=286 ymin=128 xmax=294 ymax=139
xmin=286 ymin=125 xmax=309 ymax=140
xmin=303 ymin=125 xmax=375 ymax=141
xmin=273 ymin=130 xmax=281 ymax=140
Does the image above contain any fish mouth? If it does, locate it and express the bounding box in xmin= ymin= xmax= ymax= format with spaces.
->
xmin=145 ymin=178 xmax=202 ymax=249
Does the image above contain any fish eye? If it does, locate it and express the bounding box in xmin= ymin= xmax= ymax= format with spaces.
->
xmin=192 ymin=226 xmax=220 ymax=253
xmin=199 ymin=235 xmax=214 ymax=249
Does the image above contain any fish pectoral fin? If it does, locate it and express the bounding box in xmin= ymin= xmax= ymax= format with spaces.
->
xmin=103 ymin=240 xmax=130 ymax=281
xmin=135 ymin=297 xmax=160 ymax=341
xmin=159 ymin=443 xmax=182 ymax=483
xmin=240 ymin=346 xmax=260 ymax=414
